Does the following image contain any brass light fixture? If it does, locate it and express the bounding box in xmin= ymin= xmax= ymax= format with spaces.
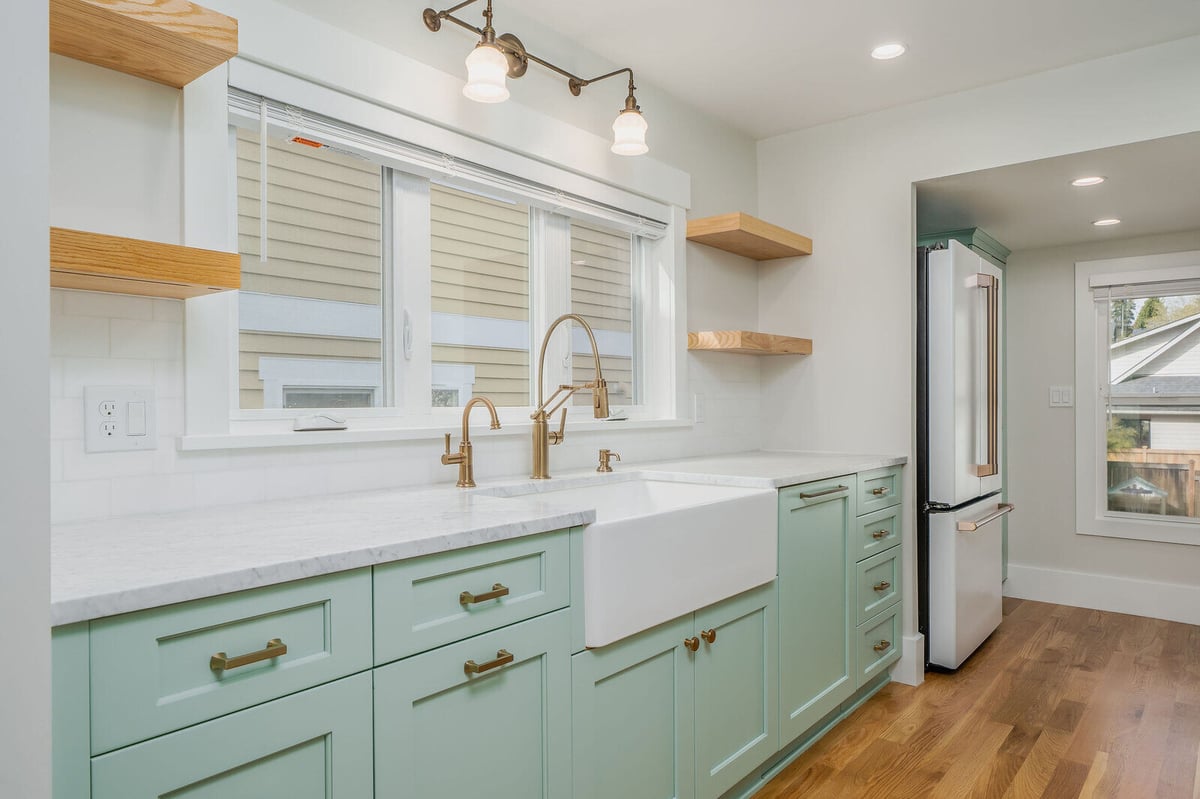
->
xmin=422 ymin=0 xmax=649 ymax=156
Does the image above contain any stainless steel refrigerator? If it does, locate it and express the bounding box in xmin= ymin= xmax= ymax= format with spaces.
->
xmin=917 ymin=239 xmax=1014 ymax=670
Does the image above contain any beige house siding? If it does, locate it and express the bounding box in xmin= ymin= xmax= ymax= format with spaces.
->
xmin=571 ymin=221 xmax=634 ymax=403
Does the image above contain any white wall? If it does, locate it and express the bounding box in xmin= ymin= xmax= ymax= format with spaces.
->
xmin=48 ymin=0 xmax=762 ymax=522
xmin=756 ymin=36 xmax=1200 ymax=667
xmin=1 ymin=3 xmax=51 ymax=796
xmin=1006 ymin=230 xmax=1200 ymax=622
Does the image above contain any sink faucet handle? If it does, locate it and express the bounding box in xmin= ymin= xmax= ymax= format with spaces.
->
xmin=441 ymin=432 xmax=464 ymax=465
xmin=548 ymin=408 xmax=567 ymax=445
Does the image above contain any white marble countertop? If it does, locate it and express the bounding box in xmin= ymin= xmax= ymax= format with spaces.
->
xmin=51 ymin=449 xmax=904 ymax=626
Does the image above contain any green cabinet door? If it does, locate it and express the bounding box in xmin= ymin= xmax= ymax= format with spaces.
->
xmin=778 ymin=476 xmax=855 ymax=744
xmin=693 ymin=584 xmax=778 ymax=799
xmin=90 ymin=672 xmax=373 ymax=798
xmin=571 ymin=615 xmax=696 ymax=799
xmin=374 ymin=609 xmax=572 ymax=798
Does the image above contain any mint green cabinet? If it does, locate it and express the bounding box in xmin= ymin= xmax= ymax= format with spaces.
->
xmin=571 ymin=615 xmax=695 ymax=799
xmin=91 ymin=672 xmax=373 ymax=798
xmin=374 ymin=609 xmax=572 ymax=798
xmin=571 ymin=583 xmax=776 ymax=799
xmin=694 ymin=584 xmax=778 ymax=799
xmin=777 ymin=476 xmax=855 ymax=744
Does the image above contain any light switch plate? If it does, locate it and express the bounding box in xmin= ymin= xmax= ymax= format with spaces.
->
xmin=1049 ymin=385 xmax=1074 ymax=408
xmin=85 ymin=386 xmax=158 ymax=452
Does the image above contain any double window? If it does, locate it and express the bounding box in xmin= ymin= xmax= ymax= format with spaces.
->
xmin=228 ymin=93 xmax=664 ymax=427
xmin=1076 ymin=252 xmax=1200 ymax=545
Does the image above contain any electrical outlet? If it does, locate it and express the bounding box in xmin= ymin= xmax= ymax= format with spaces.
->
xmin=85 ymin=386 xmax=158 ymax=453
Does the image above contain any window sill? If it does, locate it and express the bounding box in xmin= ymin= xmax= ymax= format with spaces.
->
xmin=1077 ymin=520 xmax=1200 ymax=548
xmin=178 ymin=417 xmax=693 ymax=451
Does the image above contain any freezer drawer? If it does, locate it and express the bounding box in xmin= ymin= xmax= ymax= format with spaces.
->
xmin=928 ymin=498 xmax=1013 ymax=669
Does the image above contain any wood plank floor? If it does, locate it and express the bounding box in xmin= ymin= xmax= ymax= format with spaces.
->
xmin=755 ymin=598 xmax=1200 ymax=799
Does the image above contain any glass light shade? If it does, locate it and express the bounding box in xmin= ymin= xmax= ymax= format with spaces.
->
xmin=611 ymin=109 xmax=648 ymax=156
xmin=463 ymin=43 xmax=510 ymax=103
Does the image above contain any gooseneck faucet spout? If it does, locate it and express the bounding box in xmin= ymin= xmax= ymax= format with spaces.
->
xmin=442 ymin=396 xmax=501 ymax=488
xmin=530 ymin=314 xmax=609 ymax=479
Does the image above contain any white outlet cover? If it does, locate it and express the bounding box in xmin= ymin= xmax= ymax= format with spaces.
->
xmin=85 ymin=386 xmax=158 ymax=453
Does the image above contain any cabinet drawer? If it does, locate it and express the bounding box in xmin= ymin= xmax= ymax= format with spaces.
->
xmin=857 ymin=466 xmax=901 ymax=515
xmin=856 ymin=546 xmax=901 ymax=625
xmin=91 ymin=672 xmax=373 ymax=799
xmin=374 ymin=529 xmax=569 ymax=664
xmin=779 ymin=475 xmax=856 ymax=512
xmin=856 ymin=606 xmax=901 ymax=687
xmin=857 ymin=504 xmax=901 ymax=561
xmin=89 ymin=569 xmax=373 ymax=755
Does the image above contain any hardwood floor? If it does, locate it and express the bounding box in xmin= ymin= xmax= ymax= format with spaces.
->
xmin=755 ymin=598 xmax=1200 ymax=799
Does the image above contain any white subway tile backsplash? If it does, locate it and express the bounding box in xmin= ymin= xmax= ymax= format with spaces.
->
xmin=52 ymin=480 xmax=112 ymax=524
xmin=63 ymin=445 xmax=156 ymax=481
xmin=194 ymin=469 xmax=266 ymax=508
xmin=50 ymin=358 xmax=64 ymax=398
xmin=110 ymin=319 xmax=183 ymax=360
xmin=63 ymin=290 xmax=155 ymax=321
xmin=153 ymin=298 xmax=184 ymax=323
xmin=51 ymin=397 xmax=85 ymax=441
xmin=110 ymin=473 xmax=196 ymax=517
xmin=62 ymin=357 xmax=155 ymax=398
xmin=154 ymin=360 xmax=185 ymax=399
xmin=50 ymin=442 xmax=64 ymax=482
xmin=51 ymin=315 xmax=109 ymax=357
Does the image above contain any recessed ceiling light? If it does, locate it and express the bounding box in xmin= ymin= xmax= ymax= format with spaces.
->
xmin=1071 ymin=176 xmax=1106 ymax=187
xmin=1093 ymin=218 xmax=1121 ymax=227
xmin=871 ymin=43 xmax=907 ymax=60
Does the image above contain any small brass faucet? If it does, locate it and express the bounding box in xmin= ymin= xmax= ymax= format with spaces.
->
xmin=442 ymin=396 xmax=501 ymax=488
xmin=530 ymin=314 xmax=610 ymax=479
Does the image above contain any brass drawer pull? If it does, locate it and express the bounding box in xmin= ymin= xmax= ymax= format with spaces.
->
xmin=210 ymin=638 xmax=287 ymax=672
xmin=460 ymin=582 xmax=510 ymax=605
xmin=683 ymin=636 xmax=700 ymax=652
xmin=798 ymin=485 xmax=848 ymax=500
xmin=873 ymin=640 xmax=891 ymax=653
xmin=871 ymin=529 xmax=890 ymax=540
xmin=870 ymin=486 xmax=890 ymax=496
xmin=464 ymin=649 xmax=514 ymax=674
xmin=700 ymin=628 xmax=717 ymax=644
xmin=873 ymin=580 xmax=892 ymax=592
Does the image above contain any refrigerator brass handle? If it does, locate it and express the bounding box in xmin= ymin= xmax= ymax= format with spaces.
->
xmin=464 ymin=649 xmax=514 ymax=675
xmin=871 ymin=529 xmax=890 ymax=540
xmin=210 ymin=638 xmax=287 ymax=672
xmin=460 ymin=583 xmax=509 ymax=605
xmin=797 ymin=485 xmax=848 ymax=500
xmin=873 ymin=640 xmax=891 ymax=653
xmin=956 ymin=503 xmax=1015 ymax=532
xmin=972 ymin=273 xmax=1000 ymax=478
xmin=873 ymin=581 xmax=891 ymax=592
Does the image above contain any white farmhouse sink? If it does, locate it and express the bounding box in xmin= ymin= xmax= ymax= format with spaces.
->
xmin=503 ymin=478 xmax=777 ymax=648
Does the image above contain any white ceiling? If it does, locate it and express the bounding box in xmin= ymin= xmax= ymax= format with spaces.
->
xmin=915 ymin=132 xmax=1200 ymax=252
xmin=497 ymin=0 xmax=1200 ymax=139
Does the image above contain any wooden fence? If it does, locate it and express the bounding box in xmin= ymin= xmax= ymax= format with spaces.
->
xmin=1107 ymin=449 xmax=1199 ymax=516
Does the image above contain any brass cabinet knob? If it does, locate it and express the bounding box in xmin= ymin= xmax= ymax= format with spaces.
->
xmin=873 ymin=640 xmax=891 ymax=653
xmin=700 ymin=628 xmax=717 ymax=644
xmin=683 ymin=637 xmax=700 ymax=652
xmin=871 ymin=529 xmax=889 ymax=540
xmin=873 ymin=580 xmax=892 ymax=592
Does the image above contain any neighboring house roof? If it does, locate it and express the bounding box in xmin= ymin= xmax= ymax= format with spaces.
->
xmin=1112 ymin=312 xmax=1200 ymax=384
xmin=1111 ymin=375 xmax=1200 ymax=396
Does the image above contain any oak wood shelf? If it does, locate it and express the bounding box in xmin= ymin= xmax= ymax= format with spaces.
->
xmin=686 ymin=213 xmax=812 ymax=261
xmin=50 ymin=0 xmax=238 ymax=89
xmin=687 ymin=331 xmax=813 ymax=356
xmin=51 ymin=227 xmax=241 ymax=299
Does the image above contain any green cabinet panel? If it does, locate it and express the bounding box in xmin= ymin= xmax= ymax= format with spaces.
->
xmin=571 ymin=615 xmax=695 ymax=799
xmin=856 ymin=466 xmax=902 ymax=517
xmin=855 ymin=504 xmax=902 ymax=561
xmin=91 ymin=672 xmax=373 ymax=798
xmin=856 ymin=606 xmax=901 ymax=687
xmin=778 ymin=475 xmax=855 ymax=744
xmin=53 ymin=624 xmax=90 ymax=799
xmin=90 ymin=569 xmax=373 ymax=754
xmin=373 ymin=529 xmax=570 ymax=665
xmin=374 ymin=609 xmax=571 ymax=798
xmin=693 ymin=583 xmax=778 ymax=799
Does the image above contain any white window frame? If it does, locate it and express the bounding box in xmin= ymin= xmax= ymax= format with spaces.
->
xmin=1075 ymin=250 xmax=1200 ymax=546
xmin=180 ymin=64 xmax=689 ymax=450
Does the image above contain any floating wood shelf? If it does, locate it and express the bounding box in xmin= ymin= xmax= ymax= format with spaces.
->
xmin=51 ymin=227 xmax=241 ymax=299
xmin=687 ymin=331 xmax=813 ymax=356
xmin=686 ymin=213 xmax=812 ymax=261
xmin=50 ymin=0 xmax=238 ymax=89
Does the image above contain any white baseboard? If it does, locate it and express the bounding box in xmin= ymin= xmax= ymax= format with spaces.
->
xmin=1005 ymin=563 xmax=1200 ymax=626
xmin=891 ymin=633 xmax=925 ymax=686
